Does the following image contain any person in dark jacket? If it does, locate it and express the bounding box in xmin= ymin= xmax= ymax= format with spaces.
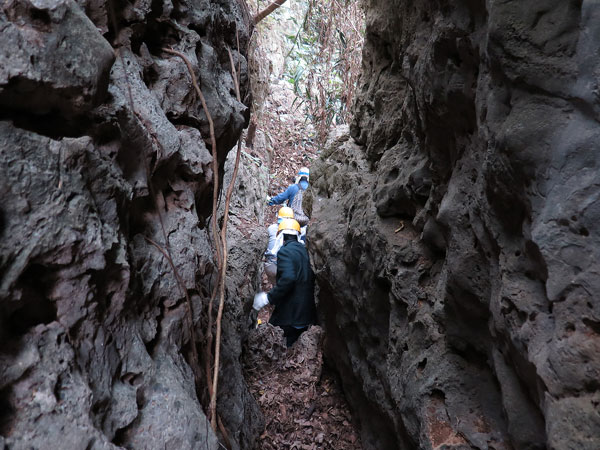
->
xmin=253 ymin=218 xmax=316 ymax=346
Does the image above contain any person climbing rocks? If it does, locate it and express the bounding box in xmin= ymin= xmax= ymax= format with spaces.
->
xmin=253 ymin=218 xmax=316 ymax=347
xmin=268 ymin=167 xmax=310 ymax=207
xmin=268 ymin=167 xmax=310 ymax=241
xmin=264 ymin=206 xmax=295 ymax=285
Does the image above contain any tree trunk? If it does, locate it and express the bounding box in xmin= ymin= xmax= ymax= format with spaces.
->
xmin=254 ymin=0 xmax=288 ymax=24
xmin=245 ymin=117 xmax=257 ymax=148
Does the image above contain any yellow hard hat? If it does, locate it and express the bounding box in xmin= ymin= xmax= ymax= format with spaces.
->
xmin=277 ymin=206 xmax=294 ymax=220
xmin=278 ymin=218 xmax=301 ymax=235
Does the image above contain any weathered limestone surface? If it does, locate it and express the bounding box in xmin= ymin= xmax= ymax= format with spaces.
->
xmin=0 ymin=0 xmax=265 ymax=448
xmin=308 ymin=1 xmax=600 ymax=449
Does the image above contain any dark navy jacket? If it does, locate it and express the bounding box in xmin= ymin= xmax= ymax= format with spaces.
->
xmin=267 ymin=239 xmax=316 ymax=328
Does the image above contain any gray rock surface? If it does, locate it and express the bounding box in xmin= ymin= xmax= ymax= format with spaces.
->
xmin=0 ymin=0 xmax=114 ymax=117
xmin=308 ymin=1 xmax=600 ymax=449
xmin=0 ymin=0 xmax=264 ymax=448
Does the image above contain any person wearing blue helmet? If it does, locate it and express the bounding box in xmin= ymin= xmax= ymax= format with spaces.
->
xmin=267 ymin=167 xmax=310 ymax=208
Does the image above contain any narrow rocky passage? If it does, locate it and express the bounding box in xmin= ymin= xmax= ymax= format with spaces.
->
xmin=239 ymin=51 xmax=363 ymax=446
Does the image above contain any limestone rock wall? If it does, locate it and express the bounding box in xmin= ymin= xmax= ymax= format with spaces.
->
xmin=308 ymin=1 xmax=600 ymax=449
xmin=0 ymin=0 xmax=265 ymax=449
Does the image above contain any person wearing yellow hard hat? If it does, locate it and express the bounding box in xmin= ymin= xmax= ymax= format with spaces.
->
xmin=264 ymin=207 xmax=295 ymax=284
xmin=254 ymin=218 xmax=316 ymax=346
xmin=268 ymin=167 xmax=311 ymax=246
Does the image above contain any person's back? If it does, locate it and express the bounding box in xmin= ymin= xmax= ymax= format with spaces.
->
xmin=268 ymin=167 xmax=310 ymax=208
xmin=253 ymin=218 xmax=316 ymax=346
xmin=290 ymin=187 xmax=309 ymax=227
xmin=268 ymin=238 xmax=316 ymax=329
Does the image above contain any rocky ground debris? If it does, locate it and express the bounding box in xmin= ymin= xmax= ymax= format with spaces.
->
xmin=243 ymin=319 xmax=361 ymax=450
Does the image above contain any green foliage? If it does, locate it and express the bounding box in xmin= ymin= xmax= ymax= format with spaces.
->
xmin=282 ymin=0 xmax=364 ymax=143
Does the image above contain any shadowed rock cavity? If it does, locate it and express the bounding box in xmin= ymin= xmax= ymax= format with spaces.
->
xmin=308 ymin=1 xmax=600 ymax=449
xmin=0 ymin=0 xmax=265 ymax=449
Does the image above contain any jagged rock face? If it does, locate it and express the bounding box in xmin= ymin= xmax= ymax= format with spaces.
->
xmin=309 ymin=1 xmax=600 ymax=449
xmin=0 ymin=0 xmax=264 ymax=449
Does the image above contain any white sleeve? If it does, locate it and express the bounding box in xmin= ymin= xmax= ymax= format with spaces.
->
xmin=265 ymin=224 xmax=279 ymax=256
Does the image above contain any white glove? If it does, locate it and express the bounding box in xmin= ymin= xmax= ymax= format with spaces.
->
xmin=253 ymin=292 xmax=269 ymax=311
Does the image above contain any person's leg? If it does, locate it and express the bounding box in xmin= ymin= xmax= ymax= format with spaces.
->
xmin=281 ymin=326 xmax=308 ymax=347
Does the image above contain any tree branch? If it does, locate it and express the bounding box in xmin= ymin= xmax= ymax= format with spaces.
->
xmin=254 ymin=0 xmax=288 ymax=24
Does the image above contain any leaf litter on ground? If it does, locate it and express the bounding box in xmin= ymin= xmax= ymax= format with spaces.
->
xmin=243 ymin=321 xmax=361 ymax=450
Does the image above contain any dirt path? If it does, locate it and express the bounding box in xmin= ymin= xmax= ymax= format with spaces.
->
xmin=243 ymin=313 xmax=361 ymax=450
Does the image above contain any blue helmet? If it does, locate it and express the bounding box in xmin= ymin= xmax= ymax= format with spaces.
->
xmin=297 ymin=167 xmax=309 ymax=181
